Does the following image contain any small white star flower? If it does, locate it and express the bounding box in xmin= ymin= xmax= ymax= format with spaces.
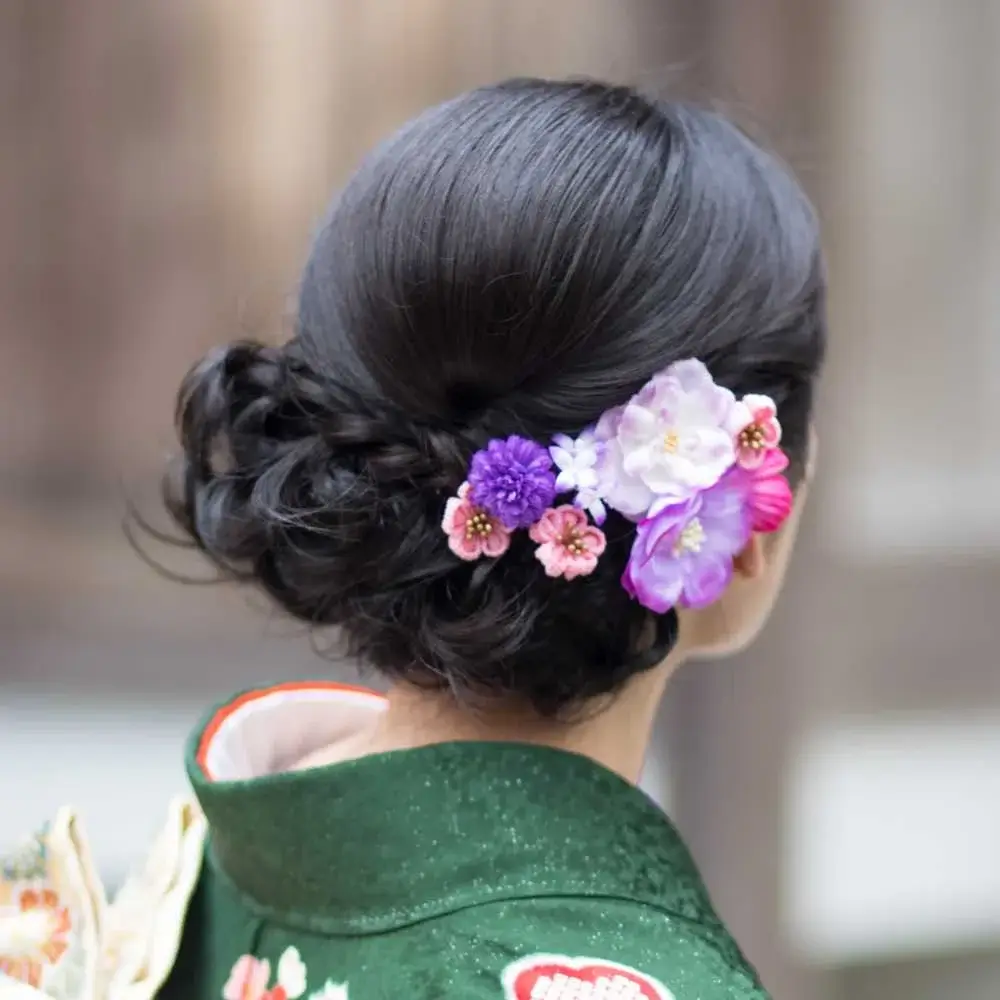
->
xmin=550 ymin=431 xmax=606 ymax=524
xmin=308 ymin=981 xmax=350 ymax=1000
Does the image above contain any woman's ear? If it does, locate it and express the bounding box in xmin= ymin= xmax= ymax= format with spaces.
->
xmin=732 ymin=533 xmax=766 ymax=580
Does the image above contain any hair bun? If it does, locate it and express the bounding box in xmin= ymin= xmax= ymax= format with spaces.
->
xmin=175 ymin=342 xmax=288 ymax=479
xmin=164 ymin=338 xmax=478 ymax=621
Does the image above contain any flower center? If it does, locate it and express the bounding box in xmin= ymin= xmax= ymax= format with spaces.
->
xmin=0 ymin=909 xmax=53 ymax=954
xmin=561 ymin=527 xmax=588 ymax=556
xmin=662 ymin=429 xmax=680 ymax=454
xmin=495 ymin=472 xmax=525 ymax=501
xmin=673 ymin=517 xmax=706 ymax=556
xmin=464 ymin=510 xmax=494 ymax=539
xmin=739 ymin=422 xmax=765 ymax=451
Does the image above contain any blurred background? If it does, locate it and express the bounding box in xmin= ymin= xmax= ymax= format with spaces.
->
xmin=1 ymin=2 xmax=998 ymax=998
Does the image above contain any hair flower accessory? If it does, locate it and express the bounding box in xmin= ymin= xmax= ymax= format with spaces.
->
xmin=442 ymin=483 xmax=511 ymax=560
xmin=549 ymin=431 xmax=606 ymax=524
xmin=591 ymin=406 xmax=654 ymax=521
xmin=468 ymin=435 xmax=557 ymax=529
xmin=441 ymin=358 xmax=794 ymax=614
xmin=615 ymin=359 xmax=738 ymax=502
xmin=734 ymin=446 xmax=792 ymax=532
xmin=529 ymin=505 xmax=607 ymax=580
xmin=729 ymin=393 xmax=782 ymax=469
xmin=621 ymin=472 xmax=751 ymax=613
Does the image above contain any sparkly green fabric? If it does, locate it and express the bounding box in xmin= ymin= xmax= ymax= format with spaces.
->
xmin=159 ymin=691 xmax=770 ymax=999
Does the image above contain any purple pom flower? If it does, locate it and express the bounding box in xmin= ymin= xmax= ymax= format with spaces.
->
xmin=621 ymin=470 xmax=752 ymax=614
xmin=468 ymin=435 xmax=557 ymax=530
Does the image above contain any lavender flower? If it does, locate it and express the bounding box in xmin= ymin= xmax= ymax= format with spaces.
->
xmin=468 ymin=435 xmax=557 ymax=529
xmin=621 ymin=470 xmax=752 ymax=614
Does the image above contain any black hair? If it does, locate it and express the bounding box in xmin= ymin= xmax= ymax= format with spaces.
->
xmin=159 ymin=79 xmax=825 ymax=716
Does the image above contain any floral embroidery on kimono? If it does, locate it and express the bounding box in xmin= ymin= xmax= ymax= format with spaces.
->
xmin=0 ymin=821 xmax=80 ymax=995
xmin=221 ymin=947 xmax=348 ymax=1000
xmin=1 ymin=798 xmax=206 ymax=1000
xmin=222 ymin=947 xmax=307 ymax=1000
xmin=502 ymin=955 xmax=675 ymax=1000
xmin=0 ymin=887 xmax=72 ymax=987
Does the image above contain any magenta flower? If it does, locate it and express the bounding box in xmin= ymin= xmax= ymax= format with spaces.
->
xmin=621 ymin=472 xmax=752 ymax=613
xmin=441 ymin=483 xmax=511 ymax=561
xmin=468 ymin=435 xmax=557 ymax=529
xmin=529 ymin=505 xmax=607 ymax=580
xmin=732 ymin=446 xmax=793 ymax=532
xmin=728 ymin=393 xmax=782 ymax=469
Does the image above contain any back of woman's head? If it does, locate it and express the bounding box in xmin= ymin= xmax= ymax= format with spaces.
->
xmin=165 ymin=78 xmax=825 ymax=715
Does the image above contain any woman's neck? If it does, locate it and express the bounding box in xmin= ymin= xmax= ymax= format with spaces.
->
xmin=294 ymin=658 xmax=679 ymax=784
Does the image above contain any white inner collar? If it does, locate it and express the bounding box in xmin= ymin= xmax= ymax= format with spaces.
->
xmin=200 ymin=684 xmax=388 ymax=782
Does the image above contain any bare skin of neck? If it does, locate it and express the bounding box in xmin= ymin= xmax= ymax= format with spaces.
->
xmin=293 ymin=651 xmax=683 ymax=785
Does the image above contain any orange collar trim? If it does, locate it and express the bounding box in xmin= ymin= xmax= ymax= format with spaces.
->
xmin=196 ymin=681 xmax=387 ymax=782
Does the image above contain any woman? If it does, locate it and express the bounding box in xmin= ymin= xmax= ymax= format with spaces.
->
xmin=1 ymin=78 xmax=824 ymax=1000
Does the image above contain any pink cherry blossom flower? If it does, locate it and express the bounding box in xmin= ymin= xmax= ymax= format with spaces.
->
xmin=728 ymin=393 xmax=782 ymax=469
xmin=441 ymin=482 xmax=511 ymax=560
xmin=616 ymin=359 xmax=738 ymax=502
xmin=529 ymin=505 xmax=607 ymax=580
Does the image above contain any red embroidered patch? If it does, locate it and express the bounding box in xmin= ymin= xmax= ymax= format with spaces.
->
xmin=503 ymin=955 xmax=674 ymax=1000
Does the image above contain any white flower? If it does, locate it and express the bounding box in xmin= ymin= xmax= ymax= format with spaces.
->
xmin=616 ymin=359 xmax=737 ymax=502
xmin=309 ymin=982 xmax=350 ymax=1000
xmin=592 ymin=405 xmax=655 ymax=521
xmin=574 ymin=487 xmax=607 ymax=525
xmin=551 ymin=431 xmax=608 ymax=524
xmin=277 ymin=946 xmax=308 ymax=999
xmin=550 ymin=432 xmax=600 ymax=494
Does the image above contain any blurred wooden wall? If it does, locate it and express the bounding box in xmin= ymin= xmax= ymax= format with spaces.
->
xmin=0 ymin=0 xmax=706 ymax=491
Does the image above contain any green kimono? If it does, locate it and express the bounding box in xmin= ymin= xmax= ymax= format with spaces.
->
xmin=0 ymin=681 xmax=770 ymax=999
xmin=162 ymin=681 xmax=769 ymax=1000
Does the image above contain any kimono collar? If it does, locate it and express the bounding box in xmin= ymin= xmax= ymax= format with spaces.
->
xmin=188 ymin=682 xmax=723 ymax=938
